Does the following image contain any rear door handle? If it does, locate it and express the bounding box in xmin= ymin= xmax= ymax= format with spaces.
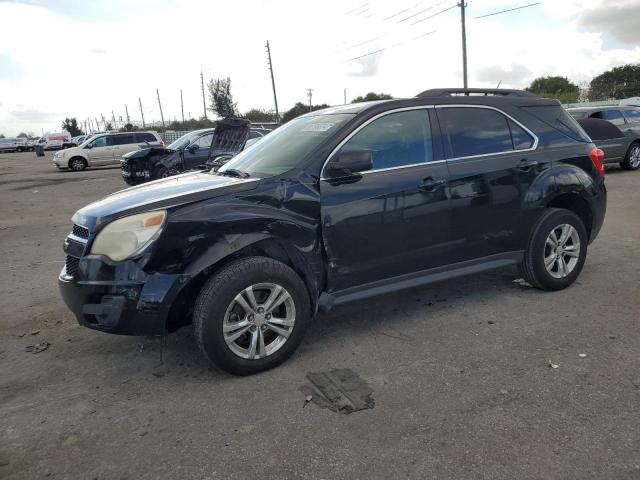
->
xmin=418 ymin=177 xmax=446 ymax=192
xmin=518 ymin=159 xmax=538 ymax=171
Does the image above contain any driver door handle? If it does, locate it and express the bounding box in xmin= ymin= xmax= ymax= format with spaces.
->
xmin=518 ymin=159 xmax=538 ymax=171
xmin=418 ymin=177 xmax=446 ymax=192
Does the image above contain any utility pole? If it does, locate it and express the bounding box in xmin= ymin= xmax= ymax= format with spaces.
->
xmin=307 ymin=89 xmax=313 ymax=112
xmin=265 ymin=41 xmax=280 ymax=123
xmin=344 ymin=88 xmax=347 ymax=105
xmin=200 ymin=71 xmax=207 ymax=120
xmin=125 ymin=105 xmax=130 ymax=124
xmin=111 ymin=110 xmax=116 ymax=125
xmin=138 ymin=97 xmax=146 ymax=128
xmin=94 ymin=117 xmax=99 ymax=131
xmin=180 ymin=89 xmax=185 ymax=124
xmin=458 ymin=1 xmax=468 ymax=88
xmin=156 ymin=88 xmax=166 ymax=132
xmin=101 ymin=114 xmax=106 ymax=129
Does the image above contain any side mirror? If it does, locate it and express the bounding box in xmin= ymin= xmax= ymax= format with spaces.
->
xmin=325 ymin=150 xmax=373 ymax=178
xmin=85 ymin=143 xmax=93 ymax=149
xmin=188 ymin=144 xmax=199 ymax=153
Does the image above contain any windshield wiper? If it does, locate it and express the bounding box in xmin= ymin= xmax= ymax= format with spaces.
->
xmin=218 ymin=168 xmax=250 ymax=178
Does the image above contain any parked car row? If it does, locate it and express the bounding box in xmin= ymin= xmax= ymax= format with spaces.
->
xmin=59 ymin=88 xmax=608 ymax=375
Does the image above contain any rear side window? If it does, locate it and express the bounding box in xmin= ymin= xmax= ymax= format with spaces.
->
xmin=340 ymin=109 xmax=433 ymax=170
xmin=623 ymin=109 xmax=640 ymax=122
xmin=112 ymin=134 xmax=135 ymax=145
xmin=439 ymin=107 xmax=517 ymax=158
xmin=509 ymin=120 xmax=534 ymax=150
xmin=135 ymin=132 xmax=157 ymax=143
xmin=522 ymin=106 xmax=591 ymax=143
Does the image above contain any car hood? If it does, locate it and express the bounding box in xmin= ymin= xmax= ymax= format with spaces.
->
xmin=73 ymin=172 xmax=260 ymax=231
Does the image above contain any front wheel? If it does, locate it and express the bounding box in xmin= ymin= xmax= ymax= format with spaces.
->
xmin=69 ymin=157 xmax=87 ymax=171
xmin=521 ymin=208 xmax=588 ymax=291
xmin=621 ymin=143 xmax=640 ymax=170
xmin=193 ymin=257 xmax=311 ymax=375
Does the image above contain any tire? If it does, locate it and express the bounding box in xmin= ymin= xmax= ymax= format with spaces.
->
xmin=69 ymin=157 xmax=87 ymax=172
xmin=522 ymin=208 xmax=588 ymax=291
xmin=193 ymin=257 xmax=311 ymax=375
xmin=620 ymin=142 xmax=640 ymax=170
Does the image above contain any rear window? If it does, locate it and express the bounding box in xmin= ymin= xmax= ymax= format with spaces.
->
xmin=522 ymin=106 xmax=591 ymax=143
xmin=112 ymin=134 xmax=135 ymax=145
xmin=135 ymin=133 xmax=157 ymax=143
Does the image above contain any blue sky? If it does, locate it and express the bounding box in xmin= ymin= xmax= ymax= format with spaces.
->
xmin=0 ymin=0 xmax=639 ymax=136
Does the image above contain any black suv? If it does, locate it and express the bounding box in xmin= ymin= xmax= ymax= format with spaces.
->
xmin=59 ymin=89 xmax=607 ymax=375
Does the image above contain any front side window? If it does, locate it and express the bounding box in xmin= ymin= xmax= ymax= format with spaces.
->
xmin=337 ymin=109 xmax=433 ymax=170
xmin=194 ymin=133 xmax=213 ymax=148
xmin=91 ymin=136 xmax=107 ymax=148
xmin=597 ymin=110 xmax=625 ymax=125
xmin=439 ymin=107 xmax=514 ymax=158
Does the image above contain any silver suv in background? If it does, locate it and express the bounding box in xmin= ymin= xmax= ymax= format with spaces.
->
xmin=53 ymin=131 xmax=163 ymax=171
xmin=0 ymin=137 xmax=28 ymax=153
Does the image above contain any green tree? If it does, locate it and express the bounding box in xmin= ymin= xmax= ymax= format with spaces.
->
xmin=62 ymin=117 xmax=83 ymax=136
xmin=0 ymin=134 xmax=4 ymax=138
xmin=119 ymin=123 xmax=138 ymax=132
xmin=17 ymin=132 xmax=28 ymax=138
xmin=243 ymin=108 xmax=277 ymax=123
xmin=281 ymin=102 xmax=330 ymax=123
xmin=526 ymin=76 xmax=579 ymax=103
xmin=105 ymin=122 xmax=114 ymax=131
xmin=208 ymin=77 xmax=237 ymax=118
xmin=589 ymin=64 xmax=640 ymax=101
xmin=351 ymin=92 xmax=393 ymax=103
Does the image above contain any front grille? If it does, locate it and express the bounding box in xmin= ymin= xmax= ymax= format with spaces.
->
xmin=66 ymin=255 xmax=80 ymax=277
xmin=72 ymin=224 xmax=89 ymax=239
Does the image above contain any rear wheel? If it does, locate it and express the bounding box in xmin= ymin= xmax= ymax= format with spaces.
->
xmin=621 ymin=143 xmax=640 ymax=170
xmin=522 ymin=208 xmax=588 ymax=291
xmin=69 ymin=157 xmax=87 ymax=171
xmin=193 ymin=257 xmax=311 ymax=375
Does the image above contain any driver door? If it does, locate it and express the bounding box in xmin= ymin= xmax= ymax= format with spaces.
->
xmin=183 ymin=133 xmax=214 ymax=169
xmin=320 ymin=108 xmax=452 ymax=291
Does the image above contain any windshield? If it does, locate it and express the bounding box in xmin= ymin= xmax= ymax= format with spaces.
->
xmin=167 ymin=131 xmax=204 ymax=150
xmin=218 ymin=113 xmax=353 ymax=177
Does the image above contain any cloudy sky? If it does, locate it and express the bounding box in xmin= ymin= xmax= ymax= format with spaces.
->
xmin=0 ymin=0 xmax=639 ymax=136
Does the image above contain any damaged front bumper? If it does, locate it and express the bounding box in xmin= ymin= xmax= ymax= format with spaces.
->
xmin=58 ymin=256 xmax=190 ymax=336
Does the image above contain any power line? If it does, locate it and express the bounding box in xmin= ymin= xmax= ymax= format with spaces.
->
xmin=472 ymin=2 xmax=541 ymax=20
xmin=346 ymin=2 xmax=369 ymax=15
xmin=410 ymin=4 xmax=458 ymax=25
xmin=397 ymin=0 xmax=450 ymax=23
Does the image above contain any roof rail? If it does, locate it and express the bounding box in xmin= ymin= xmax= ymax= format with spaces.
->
xmin=416 ymin=88 xmax=537 ymax=98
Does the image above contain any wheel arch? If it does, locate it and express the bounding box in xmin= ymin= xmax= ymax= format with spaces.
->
xmin=165 ymin=236 xmax=323 ymax=331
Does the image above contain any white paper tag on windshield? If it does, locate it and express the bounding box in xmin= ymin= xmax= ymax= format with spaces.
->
xmin=302 ymin=123 xmax=335 ymax=132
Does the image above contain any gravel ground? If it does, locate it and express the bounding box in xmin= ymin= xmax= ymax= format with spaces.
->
xmin=1 ymin=151 xmax=639 ymax=479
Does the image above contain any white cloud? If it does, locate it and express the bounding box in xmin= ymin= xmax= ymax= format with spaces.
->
xmin=0 ymin=0 xmax=639 ymax=135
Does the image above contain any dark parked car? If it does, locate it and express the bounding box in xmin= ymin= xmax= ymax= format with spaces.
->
xmin=59 ymin=88 xmax=606 ymax=375
xmin=120 ymin=118 xmax=251 ymax=185
xmin=577 ymin=117 xmax=640 ymax=170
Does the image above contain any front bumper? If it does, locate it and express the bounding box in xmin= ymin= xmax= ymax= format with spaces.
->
xmin=58 ymin=256 xmax=190 ymax=336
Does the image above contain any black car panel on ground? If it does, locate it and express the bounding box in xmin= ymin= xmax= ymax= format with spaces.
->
xmin=120 ymin=118 xmax=251 ymax=185
xmin=60 ymin=89 xmax=607 ymax=375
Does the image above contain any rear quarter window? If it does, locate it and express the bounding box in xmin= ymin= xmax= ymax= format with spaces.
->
xmin=522 ymin=106 xmax=591 ymax=143
xmin=135 ymin=133 xmax=157 ymax=143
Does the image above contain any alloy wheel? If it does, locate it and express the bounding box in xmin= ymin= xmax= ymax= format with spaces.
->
xmin=544 ymin=224 xmax=581 ymax=279
xmin=630 ymin=146 xmax=640 ymax=168
xmin=71 ymin=158 xmax=85 ymax=171
xmin=222 ymin=283 xmax=296 ymax=359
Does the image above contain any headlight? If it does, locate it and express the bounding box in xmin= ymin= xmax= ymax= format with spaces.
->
xmin=90 ymin=210 xmax=166 ymax=261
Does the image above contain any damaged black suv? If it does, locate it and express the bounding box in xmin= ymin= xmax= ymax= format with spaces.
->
xmin=59 ymin=89 xmax=607 ymax=375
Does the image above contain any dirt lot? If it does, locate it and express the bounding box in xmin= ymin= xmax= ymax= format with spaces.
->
xmin=1 ymin=150 xmax=639 ymax=479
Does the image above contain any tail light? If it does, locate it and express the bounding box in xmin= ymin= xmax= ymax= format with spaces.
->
xmin=589 ymin=146 xmax=605 ymax=177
